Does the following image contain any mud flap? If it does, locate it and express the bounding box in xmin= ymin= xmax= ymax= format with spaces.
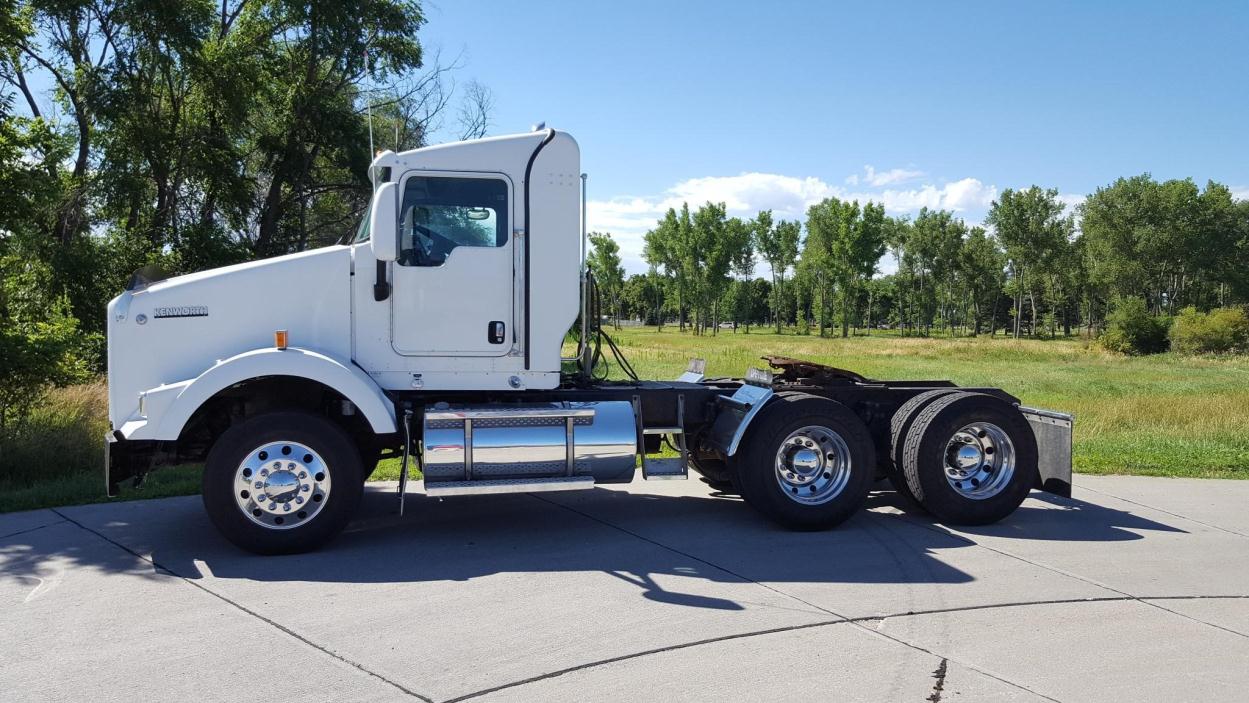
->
xmin=1020 ymin=406 xmax=1073 ymax=497
xmin=105 ymin=431 xmax=158 ymax=497
xmin=105 ymin=431 xmax=126 ymax=497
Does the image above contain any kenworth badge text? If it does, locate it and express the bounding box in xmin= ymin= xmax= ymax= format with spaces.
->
xmin=104 ymin=128 xmax=1073 ymax=554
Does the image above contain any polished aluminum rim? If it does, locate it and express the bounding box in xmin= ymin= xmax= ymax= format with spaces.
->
xmin=774 ymin=425 xmax=853 ymax=505
xmin=234 ymin=441 xmax=331 ymax=530
xmin=943 ymin=423 xmax=1015 ymax=500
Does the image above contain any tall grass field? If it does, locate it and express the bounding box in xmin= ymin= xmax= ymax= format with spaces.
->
xmin=3 ymin=328 xmax=1247 ymax=512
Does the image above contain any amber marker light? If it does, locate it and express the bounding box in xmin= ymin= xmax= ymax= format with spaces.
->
xmin=275 ymin=330 xmax=288 ymax=350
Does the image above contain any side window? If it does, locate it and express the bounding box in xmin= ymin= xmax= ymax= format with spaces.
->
xmin=398 ymin=176 xmax=509 ymax=267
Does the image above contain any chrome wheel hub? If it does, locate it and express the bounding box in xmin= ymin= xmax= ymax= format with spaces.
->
xmin=774 ymin=425 xmax=853 ymax=505
xmin=234 ymin=441 xmax=331 ymax=530
xmin=943 ymin=423 xmax=1015 ymax=500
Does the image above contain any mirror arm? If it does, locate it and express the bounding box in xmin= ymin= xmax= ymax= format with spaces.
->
xmin=374 ymin=260 xmax=390 ymax=301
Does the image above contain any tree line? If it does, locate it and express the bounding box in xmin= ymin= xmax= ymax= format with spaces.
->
xmin=587 ymin=177 xmax=1249 ymax=340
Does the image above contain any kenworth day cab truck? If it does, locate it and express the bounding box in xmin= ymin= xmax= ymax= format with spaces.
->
xmin=105 ymin=128 xmax=1073 ymax=554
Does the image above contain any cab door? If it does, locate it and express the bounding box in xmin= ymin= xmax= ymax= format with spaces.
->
xmin=390 ymin=172 xmax=515 ymax=356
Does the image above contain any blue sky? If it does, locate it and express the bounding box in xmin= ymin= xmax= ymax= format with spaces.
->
xmin=422 ymin=1 xmax=1249 ymax=272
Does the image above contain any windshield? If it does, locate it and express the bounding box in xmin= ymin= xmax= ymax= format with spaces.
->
xmin=347 ymin=201 xmax=372 ymax=244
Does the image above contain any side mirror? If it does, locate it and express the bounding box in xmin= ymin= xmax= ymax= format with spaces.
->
xmin=370 ymin=182 xmax=398 ymax=262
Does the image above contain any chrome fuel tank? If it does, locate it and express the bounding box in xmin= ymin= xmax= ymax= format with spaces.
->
xmin=423 ymin=401 xmax=637 ymax=484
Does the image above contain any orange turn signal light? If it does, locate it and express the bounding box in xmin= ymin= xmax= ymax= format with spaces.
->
xmin=275 ymin=330 xmax=288 ymax=350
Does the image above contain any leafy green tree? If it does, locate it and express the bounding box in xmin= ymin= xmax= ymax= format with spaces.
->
xmin=756 ymin=214 xmax=800 ymax=333
xmin=798 ymin=201 xmax=835 ymax=335
xmin=689 ymin=202 xmax=733 ymax=334
xmin=726 ymin=216 xmax=755 ymax=332
xmin=587 ymin=232 xmax=624 ymax=328
xmin=644 ymin=205 xmax=693 ymax=331
xmin=907 ymin=208 xmax=965 ymax=335
xmin=958 ymin=227 xmax=1006 ymax=335
xmin=833 ymin=201 xmax=886 ymax=337
xmin=1082 ymin=175 xmax=1246 ymax=315
xmin=986 ymin=187 xmax=1074 ymax=337
xmin=623 ymin=270 xmax=664 ymax=326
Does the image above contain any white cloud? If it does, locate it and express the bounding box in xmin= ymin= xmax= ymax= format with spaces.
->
xmin=588 ymin=171 xmax=1002 ymax=273
xmin=1231 ymin=186 xmax=1249 ymax=202
xmin=1056 ymin=192 xmax=1085 ymax=213
xmin=875 ymin=178 xmax=997 ymax=213
xmin=846 ymin=164 xmax=925 ymax=187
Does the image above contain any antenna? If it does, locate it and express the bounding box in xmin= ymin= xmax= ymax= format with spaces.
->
xmin=365 ymin=44 xmax=376 ymax=192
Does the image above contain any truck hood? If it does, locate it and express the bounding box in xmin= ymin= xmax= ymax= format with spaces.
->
xmin=106 ymin=246 xmax=354 ymax=431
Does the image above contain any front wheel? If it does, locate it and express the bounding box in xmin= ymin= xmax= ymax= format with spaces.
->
xmin=202 ymin=411 xmax=364 ymax=554
xmin=736 ymin=393 xmax=875 ymax=530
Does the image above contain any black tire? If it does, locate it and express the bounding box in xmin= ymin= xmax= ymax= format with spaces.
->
xmin=900 ymin=392 xmax=1038 ymax=525
xmin=886 ymin=389 xmax=961 ymax=507
xmin=362 ymin=449 xmax=384 ymax=481
xmin=736 ymin=393 xmax=875 ymax=530
xmin=202 ymin=411 xmax=364 ymax=554
xmin=689 ymin=455 xmax=737 ymax=491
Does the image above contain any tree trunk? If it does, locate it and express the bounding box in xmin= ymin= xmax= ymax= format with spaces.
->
xmin=1029 ymin=289 xmax=1039 ymax=338
xmin=776 ymin=273 xmax=785 ymax=334
xmin=1013 ymin=266 xmax=1023 ymax=339
xmin=840 ymin=280 xmax=850 ymax=338
xmin=865 ymin=288 xmax=874 ymax=336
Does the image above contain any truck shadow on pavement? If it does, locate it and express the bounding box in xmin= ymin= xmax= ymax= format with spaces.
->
xmin=2 ymin=484 xmax=1185 ymax=613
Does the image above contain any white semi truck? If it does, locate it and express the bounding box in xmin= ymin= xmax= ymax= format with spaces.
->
xmin=105 ymin=128 xmax=1073 ymax=554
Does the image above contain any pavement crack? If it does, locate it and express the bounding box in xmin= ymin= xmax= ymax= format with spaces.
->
xmin=926 ymin=658 xmax=947 ymax=702
xmin=424 ymin=593 xmax=1238 ymax=702
xmin=0 ymin=520 xmax=67 ymax=541
xmin=859 ymin=621 xmax=1063 ymax=702
xmin=442 ymin=617 xmax=844 ymax=703
xmin=47 ymin=508 xmax=435 ymax=703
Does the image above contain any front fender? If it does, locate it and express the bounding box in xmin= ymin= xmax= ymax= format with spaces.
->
xmin=140 ymin=347 xmax=397 ymax=440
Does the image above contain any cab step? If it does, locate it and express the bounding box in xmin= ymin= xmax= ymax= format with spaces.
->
xmin=634 ymin=394 xmax=690 ymax=480
xmin=424 ymin=476 xmax=594 ymax=497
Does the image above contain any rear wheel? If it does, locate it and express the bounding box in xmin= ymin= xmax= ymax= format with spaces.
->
xmin=887 ymin=389 xmax=961 ymax=506
xmin=736 ymin=394 xmax=874 ymax=530
xmin=202 ymin=411 xmax=364 ymax=554
xmin=900 ymin=392 xmax=1038 ymax=525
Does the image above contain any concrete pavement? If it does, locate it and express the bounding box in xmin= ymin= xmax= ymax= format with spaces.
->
xmin=3 ymin=472 xmax=1249 ymax=702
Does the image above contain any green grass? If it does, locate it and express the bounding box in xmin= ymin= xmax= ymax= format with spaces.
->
xmin=601 ymin=326 xmax=1249 ymax=479
xmin=0 ymin=465 xmax=204 ymax=514
xmin=3 ymin=328 xmax=1246 ymax=513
